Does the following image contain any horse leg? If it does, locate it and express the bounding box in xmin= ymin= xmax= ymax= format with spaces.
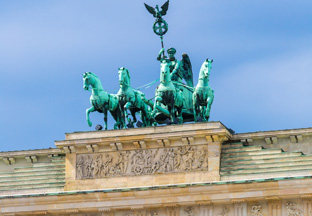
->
xmin=152 ymin=96 xmax=162 ymax=117
xmin=103 ymin=108 xmax=108 ymax=130
xmin=193 ymin=93 xmax=198 ymax=122
xmin=124 ymin=102 xmax=134 ymax=127
xmin=170 ymin=100 xmax=175 ymax=123
xmin=119 ymin=103 xmax=127 ymax=129
xmin=130 ymin=108 xmax=137 ymax=126
xmin=110 ymin=110 xmax=118 ymax=129
xmin=178 ymin=106 xmax=183 ymax=124
xmin=141 ymin=107 xmax=150 ymax=127
xmin=86 ymin=106 xmax=95 ymax=127
xmin=205 ymin=92 xmax=214 ymax=121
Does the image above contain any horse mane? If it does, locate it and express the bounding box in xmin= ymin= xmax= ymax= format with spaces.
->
xmin=87 ymin=72 xmax=98 ymax=79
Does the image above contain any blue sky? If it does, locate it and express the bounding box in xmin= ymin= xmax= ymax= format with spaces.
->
xmin=0 ymin=0 xmax=312 ymax=151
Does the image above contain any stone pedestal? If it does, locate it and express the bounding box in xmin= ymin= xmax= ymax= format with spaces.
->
xmin=55 ymin=122 xmax=231 ymax=191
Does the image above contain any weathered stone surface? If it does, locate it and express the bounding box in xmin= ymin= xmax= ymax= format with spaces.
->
xmin=76 ymin=145 xmax=208 ymax=179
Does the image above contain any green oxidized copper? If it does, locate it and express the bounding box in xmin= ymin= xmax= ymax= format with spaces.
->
xmin=152 ymin=60 xmax=184 ymax=124
xmin=81 ymin=1 xmax=215 ymax=130
xmin=144 ymin=0 xmax=169 ymax=37
xmin=193 ymin=59 xmax=214 ymax=122
xmin=157 ymin=48 xmax=193 ymax=87
xmin=117 ymin=67 xmax=153 ymax=128
xmin=83 ymin=72 xmax=124 ymax=129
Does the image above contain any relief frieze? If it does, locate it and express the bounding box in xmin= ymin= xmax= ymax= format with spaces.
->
xmin=76 ymin=145 xmax=208 ymax=179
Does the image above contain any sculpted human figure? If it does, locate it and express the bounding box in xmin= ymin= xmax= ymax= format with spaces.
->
xmin=185 ymin=147 xmax=195 ymax=170
xmin=102 ymin=154 xmax=112 ymax=176
xmin=167 ymin=148 xmax=175 ymax=171
xmin=93 ymin=154 xmax=103 ymax=177
xmin=157 ymin=47 xmax=193 ymax=87
xmin=85 ymin=156 xmax=93 ymax=178
xmin=77 ymin=157 xmax=84 ymax=179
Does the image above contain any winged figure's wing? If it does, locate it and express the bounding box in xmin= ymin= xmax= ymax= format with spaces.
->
xmin=144 ymin=3 xmax=156 ymax=17
xmin=181 ymin=53 xmax=194 ymax=87
xmin=160 ymin=0 xmax=169 ymax=16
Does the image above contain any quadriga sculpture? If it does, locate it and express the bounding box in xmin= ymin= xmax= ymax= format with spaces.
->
xmin=193 ymin=59 xmax=214 ymax=122
xmin=152 ymin=60 xmax=184 ymax=124
xmin=83 ymin=72 xmax=123 ymax=129
xmin=117 ymin=67 xmax=152 ymax=128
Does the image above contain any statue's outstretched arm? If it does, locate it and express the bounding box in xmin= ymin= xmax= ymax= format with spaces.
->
xmin=157 ymin=48 xmax=165 ymax=61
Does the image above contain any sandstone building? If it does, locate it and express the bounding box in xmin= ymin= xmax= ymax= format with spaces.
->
xmin=0 ymin=122 xmax=312 ymax=216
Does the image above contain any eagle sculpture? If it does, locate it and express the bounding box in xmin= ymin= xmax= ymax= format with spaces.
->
xmin=144 ymin=0 xmax=169 ymax=19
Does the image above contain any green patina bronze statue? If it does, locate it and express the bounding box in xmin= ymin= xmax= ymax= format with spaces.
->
xmin=152 ymin=60 xmax=184 ymax=124
xmin=82 ymin=1 xmax=215 ymax=130
xmin=157 ymin=48 xmax=193 ymax=88
xmin=83 ymin=72 xmax=123 ymax=130
xmin=193 ymin=59 xmax=214 ymax=122
xmin=117 ymin=67 xmax=153 ymax=128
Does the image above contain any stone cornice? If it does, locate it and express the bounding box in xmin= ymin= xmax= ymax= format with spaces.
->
xmin=0 ymin=148 xmax=62 ymax=159
xmin=0 ymin=177 xmax=312 ymax=215
xmin=234 ymin=127 xmax=312 ymax=140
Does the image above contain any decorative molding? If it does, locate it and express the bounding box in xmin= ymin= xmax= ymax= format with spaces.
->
xmin=197 ymin=201 xmax=212 ymax=206
xmin=182 ymin=137 xmax=194 ymax=145
xmin=63 ymin=146 xmax=76 ymax=153
xmin=25 ymin=155 xmax=37 ymax=163
xmin=240 ymin=138 xmax=252 ymax=145
xmin=110 ymin=143 xmax=123 ymax=151
xmin=206 ymin=135 xmax=228 ymax=143
xmin=231 ymin=199 xmax=245 ymax=204
xmin=86 ymin=144 xmax=99 ymax=152
xmin=290 ymin=135 xmax=303 ymax=143
xmin=98 ymin=208 xmax=111 ymax=212
xmin=157 ymin=139 xmax=170 ymax=147
xmin=300 ymin=195 xmax=312 ymax=199
xmin=2 ymin=158 xmax=15 ymax=165
xmin=133 ymin=141 xmax=146 ymax=149
xmin=33 ymin=212 xmax=48 ymax=215
xmin=265 ymin=137 xmax=278 ymax=144
xmin=76 ymin=145 xmax=208 ymax=179
xmin=131 ymin=206 xmax=144 ymax=210
xmin=8 ymin=157 xmax=15 ymax=164
xmin=66 ymin=209 xmax=79 ymax=213
xmin=265 ymin=196 xmax=281 ymax=201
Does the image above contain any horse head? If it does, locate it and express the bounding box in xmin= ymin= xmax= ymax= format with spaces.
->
xmin=160 ymin=60 xmax=171 ymax=83
xmin=199 ymin=59 xmax=213 ymax=80
xmin=83 ymin=72 xmax=93 ymax=90
xmin=118 ymin=67 xmax=130 ymax=88
xmin=83 ymin=72 xmax=102 ymax=91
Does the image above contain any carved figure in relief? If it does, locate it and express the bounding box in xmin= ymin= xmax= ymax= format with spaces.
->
xmin=286 ymin=202 xmax=301 ymax=216
xmin=77 ymin=157 xmax=85 ymax=179
xmin=174 ymin=146 xmax=185 ymax=169
xmin=193 ymin=150 xmax=206 ymax=169
xmin=104 ymin=154 xmax=113 ymax=176
xmin=131 ymin=150 xmax=145 ymax=175
xmin=160 ymin=148 xmax=170 ymax=172
xmin=168 ymin=148 xmax=175 ymax=171
xmin=184 ymin=207 xmax=194 ymax=216
xmin=147 ymin=211 xmax=158 ymax=216
xmin=85 ymin=156 xmax=94 ymax=178
xmin=184 ymin=146 xmax=195 ymax=170
xmin=115 ymin=151 xmax=131 ymax=175
xmin=218 ymin=207 xmax=230 ymax=216
xmin=93 ymin=154 xmax=103 ymax=177
xmin=76 ymin=145 xmax=208 ymax=179
xmin=251 ymin=206 xmax=263 ymax=216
